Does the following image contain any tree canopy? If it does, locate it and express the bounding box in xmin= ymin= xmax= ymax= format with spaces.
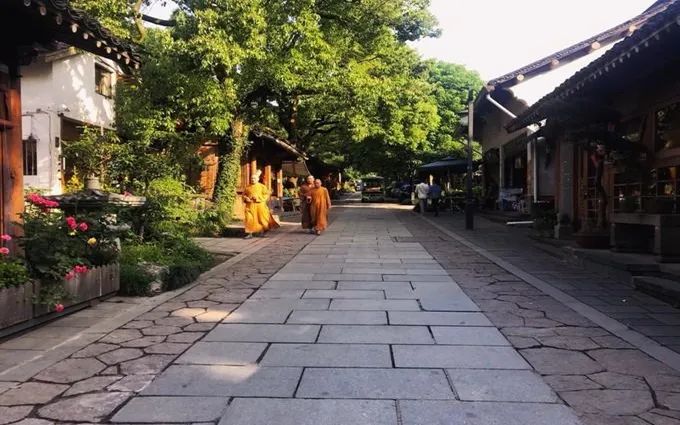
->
xmin=70 ymin=0 xmax=483 ymax=206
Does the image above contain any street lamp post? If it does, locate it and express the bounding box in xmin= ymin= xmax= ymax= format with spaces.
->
xmin=465 ymin=91 xmax=474 ymax=230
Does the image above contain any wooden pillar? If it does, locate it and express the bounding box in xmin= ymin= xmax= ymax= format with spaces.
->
xmin=250 ymin=159 xmax=257 ymax=182
xmin=0 ymin=71 xmax=23 ymax=237
xmin=264 ymin=165 xmax=272 ymax=191
xmin=276 ymin=168 xmax=283 ymax=198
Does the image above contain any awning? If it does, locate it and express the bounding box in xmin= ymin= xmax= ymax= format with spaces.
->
xmin=418 ymin=157 xmax=469 ymax=173
xmin=282 ymin=159 xmax=311 ymax=177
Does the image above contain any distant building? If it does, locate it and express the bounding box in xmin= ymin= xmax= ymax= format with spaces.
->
xmin=21 ymin=47 xmax=122 ymax=194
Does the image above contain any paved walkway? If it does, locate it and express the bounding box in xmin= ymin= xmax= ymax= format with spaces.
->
xmin=2 ymin=205 xmax=680 ymax=424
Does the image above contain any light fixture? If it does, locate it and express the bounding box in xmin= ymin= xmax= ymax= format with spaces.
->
xmin=516 ymin=74 xmax=525 ymax=82
xmin=96 ymin=41 xmax=102 ymax=48
xmin=591 ymin=41 xmax=601 ymax=50
xmin=71 ymin=23 xmax=78 ymax=33
xmin=83 ymin=33 xmax=89 ymax=40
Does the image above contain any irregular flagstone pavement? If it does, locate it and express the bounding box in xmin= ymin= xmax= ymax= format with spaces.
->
xmin=0 ymin=204 xmax=678 ymax=424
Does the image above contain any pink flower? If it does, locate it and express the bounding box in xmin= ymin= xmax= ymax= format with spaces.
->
xmin=77 ymin=222 xmax=89 ymax=232
xmin=54 ymin=304 xmax=65 ymax=313
xmin=1 ymin=234 xmax=12 ymax=241
xmin=64 ymin=271 xmax=76 ymax=280
xmin=74 ymin=265 xmax=89 ymax=274
xmin=0 ymin=247 xmax=9 ymax=255
xmin=66 ymin=216 xmax=77 ymax=230
xmin=26 ymin=193 xmax=59 ymax=211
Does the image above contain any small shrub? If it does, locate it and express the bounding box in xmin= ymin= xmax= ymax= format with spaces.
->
xmin=119 ymin=263 xmax=155 ymax=296
xmin=141 ymin=177 xmax=199 ymax=238
xmin=0 ymin=261 xmax=30 ymax=289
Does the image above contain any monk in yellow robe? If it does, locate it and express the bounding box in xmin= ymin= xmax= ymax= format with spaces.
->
xmin=310 ymin=179 xmax=331 ymax=235
xmin=243 ymin=173 xmax=279 ymax=238
xmin=299 ymin=175 xmax=315 ymax=233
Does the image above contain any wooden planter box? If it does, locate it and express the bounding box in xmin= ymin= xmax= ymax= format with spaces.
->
xmin=34 ymin=263 xmax=120 ymax=317
xmin=0 ymin=284 xmax=34 ymax=329
xmin=1 ymin=264 xmax=120 ymax=334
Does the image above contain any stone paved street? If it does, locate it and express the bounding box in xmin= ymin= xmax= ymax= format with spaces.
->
xmin=2 ymin=204 xmax=680 ymax=424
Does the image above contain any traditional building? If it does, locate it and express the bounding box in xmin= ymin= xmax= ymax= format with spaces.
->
xmin=0 ymin=0 xmax=139 ymax=236
xmin=21 ymin=47 xmax=122 ymax=194
xmin=475 ymin=0 xmax=673 ymax=213
xmin=508 ymin=0 xmax=680 ymax=260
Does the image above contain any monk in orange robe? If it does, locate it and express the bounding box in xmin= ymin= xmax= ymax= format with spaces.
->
xmin=243 ymin=173 xmax=279 ymax=238
xmin=299 ymin=175 xmax=315 ymax=233
xmin=310 ymin=179 xmax=331 ymax=235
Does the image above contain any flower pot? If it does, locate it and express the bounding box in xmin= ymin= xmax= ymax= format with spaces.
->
xmin=0 ymin=284 xmax=34 ymax=329
xmin=85 ymin=176 xmax=102 ymax=190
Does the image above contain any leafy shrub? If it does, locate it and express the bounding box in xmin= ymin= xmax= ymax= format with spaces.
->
xmin=139 ymin=177 xmax=199 ymax=238
xmin=119 ymin=263 xmax=155 ymax=296
xmin=0 ymin=261 xmax=30 ymax=289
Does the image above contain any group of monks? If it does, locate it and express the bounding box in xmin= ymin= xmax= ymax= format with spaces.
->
xmin=242 ymin=172 xmax=331 ymax=238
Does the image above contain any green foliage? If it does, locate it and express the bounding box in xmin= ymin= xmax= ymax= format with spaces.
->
xmin=140 ymin=177 xmax=199 ymax=237
xmin=214 ymin=129 xmax=247 ymax=228
xmin=119 ymin=263 xmax=155 ymax=296
xmin=0 ymin=261 xmax=30 ymax=289
xmin=62 ymin=127 xmax=126 ymax=185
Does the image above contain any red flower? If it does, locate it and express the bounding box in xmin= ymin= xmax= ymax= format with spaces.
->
xmin=66 ymin=216 xmax=77 ymax=230
xmin=77 ymin=222 xmax=89 ymax=232
xmin=73 ymin=265 xmax=89 ymax=274
xmin=65 ymin=271 xmax=76 ymax=280
xmin=0 ymin=247 xmax=9 ymax=255
xmin=55 ymin=304 xmax=65 ymax=313
xmin=1 ymin=234 xmax=11 ymax=241
xmin=26 ymin=193 xmax=59 ymax=211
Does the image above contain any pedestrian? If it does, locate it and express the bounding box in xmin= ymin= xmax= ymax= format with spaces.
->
xmin=310 ymin=179 xmax=331 ymax=235
xmin=243 ymin=170 xmax=279 ymax=239
xmin=429 ymin=179 xmax=443 ymax=217
xmin=299 ymin=175 xmax=315 ymax=234
xmin=414 ymin=179 xmax=430 ymax=215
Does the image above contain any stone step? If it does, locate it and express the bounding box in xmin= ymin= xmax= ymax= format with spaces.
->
xmin=632 ymin=275 xmax=680 ymax=307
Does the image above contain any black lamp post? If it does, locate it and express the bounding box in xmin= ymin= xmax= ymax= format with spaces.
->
xmin=458 ymin=90 xmax=475 ymax=230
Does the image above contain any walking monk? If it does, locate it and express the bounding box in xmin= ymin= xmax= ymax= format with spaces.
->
xmin=299 ymin=175 xmax=315 ymax=233
xmin=310 ymin=179 xmax=331 ymax=235
xmin=243 ymin=171 xmax=279 ymax=239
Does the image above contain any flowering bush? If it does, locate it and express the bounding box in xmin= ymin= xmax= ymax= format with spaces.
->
xmin=20 ymin=193 xmax=120 ymax=307
xmin=0 ymin=234 xmax=30 ymax=289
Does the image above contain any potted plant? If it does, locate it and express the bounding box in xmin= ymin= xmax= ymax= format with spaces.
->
xmin=62 ymin=127 xmax=123 ymax=190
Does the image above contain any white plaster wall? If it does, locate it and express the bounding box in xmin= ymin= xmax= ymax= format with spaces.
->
xmin=21 ymin=51 xmax=119 ymax=194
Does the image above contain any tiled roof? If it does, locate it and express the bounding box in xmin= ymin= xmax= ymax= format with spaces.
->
xmin=507 ymin=0 xmax=680 ymax=131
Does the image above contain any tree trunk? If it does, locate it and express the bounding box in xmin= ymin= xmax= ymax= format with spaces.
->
xmin=214 ymin=117 xmax=247 ymax=229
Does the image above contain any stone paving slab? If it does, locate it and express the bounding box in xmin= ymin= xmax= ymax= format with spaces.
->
xmin=142 ymin=365 xmax=302 ymax=396
xmin=431 ymin=326 xmax=510 ymax=346
xmin=448 ymin=369 xmax=558 ymax=402
xmin=176 ymin=342 xmax=267 ymax=365
xmin=287 ymin=310 xmax=387 ymax=325
xmin=218 ymin=398 xmax=397 ymax=425
xmin=204 ymin=324 xmax=320 ymax=343
xmin=112 ymin=396 xmax=229 ymax=423
xmin=261 ymin=280 xmax=336 ymax=290
xmin=388 ymin=311 xmax=492 ymax=326
xmin=329 ymin=299 xmax=420 ymax=311
xmin=399 ymin=400 xmax=582 ymax=425
xmin=393 ymin=345 xmax=530 ymax=369
xmin=296 ymin=368 xmax=455 ymax=400
xmin=260 ymin=344 xmax=392 ymax=367
xmin=250 ymin=289 xmax=305 ymax=299
xmin=318 ymin=325 xmax=433 ymax=344
xmin=302 ymin=290 xmax=385 ymax=299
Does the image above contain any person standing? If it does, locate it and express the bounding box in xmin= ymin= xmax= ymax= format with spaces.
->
xmin=310 ymin=179 xmax=331 ymax=235
xmin=415 ymin=180 xmax=430 ymax=215
xmin=299 ymin=175 xmax=315 ymax=233
xmin=429 ymin=180 xmax=443 ymax=217
xmin=243 ymin=171 xmax=279 ymax=239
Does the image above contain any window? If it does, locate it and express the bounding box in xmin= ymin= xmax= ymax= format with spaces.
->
xmin=95 ymin=64 xmax=113 ymax=98
xmin=23 ymin=136 xmax=38 ymax=176
xmin=656 ymin=102 xmax=680 ymax=152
